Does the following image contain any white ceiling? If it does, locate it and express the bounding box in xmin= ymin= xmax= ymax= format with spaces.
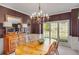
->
xmin=0 ymin=3 xmax=79 ymax=16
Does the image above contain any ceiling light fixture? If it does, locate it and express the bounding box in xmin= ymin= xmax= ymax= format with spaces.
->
xmin=30 ymin=3 xmax=49 ymax=23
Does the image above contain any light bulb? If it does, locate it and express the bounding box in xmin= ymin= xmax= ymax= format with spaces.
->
xmin=38 ymin=12 xmax=41 ymax=16
xmin=30 ymin=16 xmax=32 ymax=19
xmin=40 ymin=10 xmax=42 ymax=14
xmin=46 ymin=14 xmax=48 ymax=17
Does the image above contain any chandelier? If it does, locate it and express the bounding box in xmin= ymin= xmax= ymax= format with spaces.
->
xmin=30 ymin=3 xmax=49 ymax=23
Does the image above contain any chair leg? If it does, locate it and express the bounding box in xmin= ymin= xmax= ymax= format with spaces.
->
xmin=55 ymin=50 xmax=59 ymax=55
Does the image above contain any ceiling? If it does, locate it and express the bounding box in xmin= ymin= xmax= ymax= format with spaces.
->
xmin=0 ymin=3 xmax=79 ymax=16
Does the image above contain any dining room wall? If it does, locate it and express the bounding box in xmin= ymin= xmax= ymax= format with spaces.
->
xmin=70 ymin=8 xmax=79 ymax=37
xmin=0 ymin=5 xmax=29 ymax=38
xmin=0 ymin=5 xmax=29 ymax=23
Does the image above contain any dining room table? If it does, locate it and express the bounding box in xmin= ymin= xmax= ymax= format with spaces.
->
xmin=15 ymin=39 xmax=57 ymax=55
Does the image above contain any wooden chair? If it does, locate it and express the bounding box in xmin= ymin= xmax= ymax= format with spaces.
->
xmin=45 ymin=41 xmax=59 ymax=55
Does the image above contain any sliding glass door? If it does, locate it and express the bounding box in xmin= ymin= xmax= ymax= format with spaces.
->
xmin=43 ymin=22 xmax=50 ymax=44
xmin=59 ymin=21 xmax=69 ymax=42
xmin=51 ymin=22 xmax=58 ymax=39
xmin=43 ymin=22 xmax=50 ymax=39
xmin=43 ymin=20 xmax=69 ymax=44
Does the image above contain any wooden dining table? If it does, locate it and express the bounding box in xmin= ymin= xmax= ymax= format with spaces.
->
xmin=15 ymin=39 xmax=57 ymax=55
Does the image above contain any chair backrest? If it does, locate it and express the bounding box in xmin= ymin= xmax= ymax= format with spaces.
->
xmin=47 ymin=41 xmax=58 ymax=55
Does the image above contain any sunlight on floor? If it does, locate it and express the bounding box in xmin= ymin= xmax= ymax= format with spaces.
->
xmin=58 ymin=45 xmax=79 ymax=55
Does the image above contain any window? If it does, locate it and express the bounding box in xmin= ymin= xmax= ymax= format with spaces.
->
xmin=43 ymin=20 xmax=69 ymax=43
xmin=59 ymin=21 xmax=69 ymax=42
xmin=51 ymin=22 xmax=58 ymax=39
xmin=43 ymin=22 xmax=50 ymax=38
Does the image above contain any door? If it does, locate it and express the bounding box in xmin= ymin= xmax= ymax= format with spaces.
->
xmin=43 ymin=22 xmax=50 ymax=44
xmin=43 ymin=20 xmax=69 ymax=45
xmin=51 ymin=20 xmax=69 ymax=44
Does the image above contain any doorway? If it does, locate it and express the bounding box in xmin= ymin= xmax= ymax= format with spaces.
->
xmin=43 ymin=20 xmax=69 ymax=46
